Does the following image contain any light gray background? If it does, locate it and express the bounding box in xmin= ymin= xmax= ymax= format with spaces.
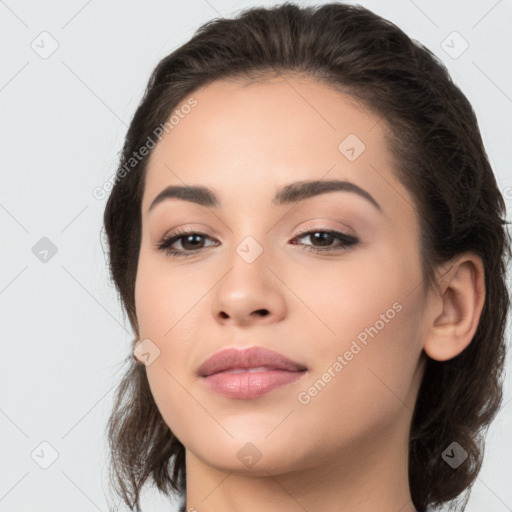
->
xmin=1 ymin=0 xmax=511 ymax=511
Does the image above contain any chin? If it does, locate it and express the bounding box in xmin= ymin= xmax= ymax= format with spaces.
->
xmin=186 ymin=431 xmax=316 ymax=476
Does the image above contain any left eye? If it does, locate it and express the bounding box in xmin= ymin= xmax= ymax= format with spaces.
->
xmin=156 ymin=229 xmax=358 ymax=258
xmin=291 ymin=229 xmax=358 ymax=253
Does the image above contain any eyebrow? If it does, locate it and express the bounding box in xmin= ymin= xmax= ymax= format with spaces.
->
xmin=147 ymin=179 xmax=382 ymax=214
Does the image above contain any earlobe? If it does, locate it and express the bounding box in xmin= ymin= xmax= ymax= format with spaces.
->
xmin=423 ymin=253 xmax=486 ymax=362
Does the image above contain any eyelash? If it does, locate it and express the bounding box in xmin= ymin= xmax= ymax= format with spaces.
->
xmin=155 ymin=227 xmax=359 ymax=258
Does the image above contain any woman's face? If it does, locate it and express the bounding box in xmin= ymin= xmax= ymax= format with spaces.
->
xmin=135 ymin=75 xmax=429 ymax=475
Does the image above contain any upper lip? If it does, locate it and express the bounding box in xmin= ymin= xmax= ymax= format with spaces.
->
xmin=197 ymin=347 xmax=308 ymax=377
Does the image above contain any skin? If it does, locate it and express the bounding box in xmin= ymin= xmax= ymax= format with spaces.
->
xmin=134 ymin=74 xmax=485 ymax=512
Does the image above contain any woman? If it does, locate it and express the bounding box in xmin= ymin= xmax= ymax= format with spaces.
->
xmin=102 ymin=3 xmax=511 ymax=511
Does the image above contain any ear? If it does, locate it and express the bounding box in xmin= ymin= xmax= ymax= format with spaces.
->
xmin=423 ymin=252 xmax=486 ymax=361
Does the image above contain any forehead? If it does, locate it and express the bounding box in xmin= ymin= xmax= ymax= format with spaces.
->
xmin=150 ymin=74 xmax=383 ymax=159
xmin=142 ymin=74 xmax=413 ymax=220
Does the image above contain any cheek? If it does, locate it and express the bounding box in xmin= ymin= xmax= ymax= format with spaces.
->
xmin=134 ymin=248 xmax=205 ymax=342
xmin=292 ymin=237 xmax=422 ymax=353
xmin=292 ymin=242 xmax=425 ymax=413
xmin=291 ymin=307 xmax=424 ymax=465
xmin=134 ymin=263 xmax=201 ymax=445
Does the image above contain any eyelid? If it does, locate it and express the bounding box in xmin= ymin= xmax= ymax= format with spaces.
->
xmin=162 ymin=223 xmax=215 ymax=239
xmin=292 ymin=222 xmax=355 ymax=239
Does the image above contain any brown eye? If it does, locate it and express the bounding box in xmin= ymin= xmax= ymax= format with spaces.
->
xmin=291 ymin=229 xmax=358 ymax=253
xmin=156 ymin=231 xmax=217 ymax=257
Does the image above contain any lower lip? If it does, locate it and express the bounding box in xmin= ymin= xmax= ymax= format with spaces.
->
xmin=201 ymin=370 xmax=306 ymax=399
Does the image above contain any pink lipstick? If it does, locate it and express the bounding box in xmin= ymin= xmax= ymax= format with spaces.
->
xmin=197 ymin=347 xmax=307 ymax=399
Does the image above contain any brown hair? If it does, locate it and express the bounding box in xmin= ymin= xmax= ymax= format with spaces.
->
xmin=102 ymin=3 xmax=511 ymax=511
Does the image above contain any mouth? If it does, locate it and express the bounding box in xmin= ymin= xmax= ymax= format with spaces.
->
xmin=197 ymin=347 xmax=308 ymax=399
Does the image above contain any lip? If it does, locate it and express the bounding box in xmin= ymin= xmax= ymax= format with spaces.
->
xmin=197 ymin=347 xmax=308 ymax=399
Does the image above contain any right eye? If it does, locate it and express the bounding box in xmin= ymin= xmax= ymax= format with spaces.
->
xmin=156 ymin=230 xmax=218 ymax=258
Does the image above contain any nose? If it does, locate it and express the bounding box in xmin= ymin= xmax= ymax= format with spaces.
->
xmin=211 ymin=243 xmax=287 ymax=327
